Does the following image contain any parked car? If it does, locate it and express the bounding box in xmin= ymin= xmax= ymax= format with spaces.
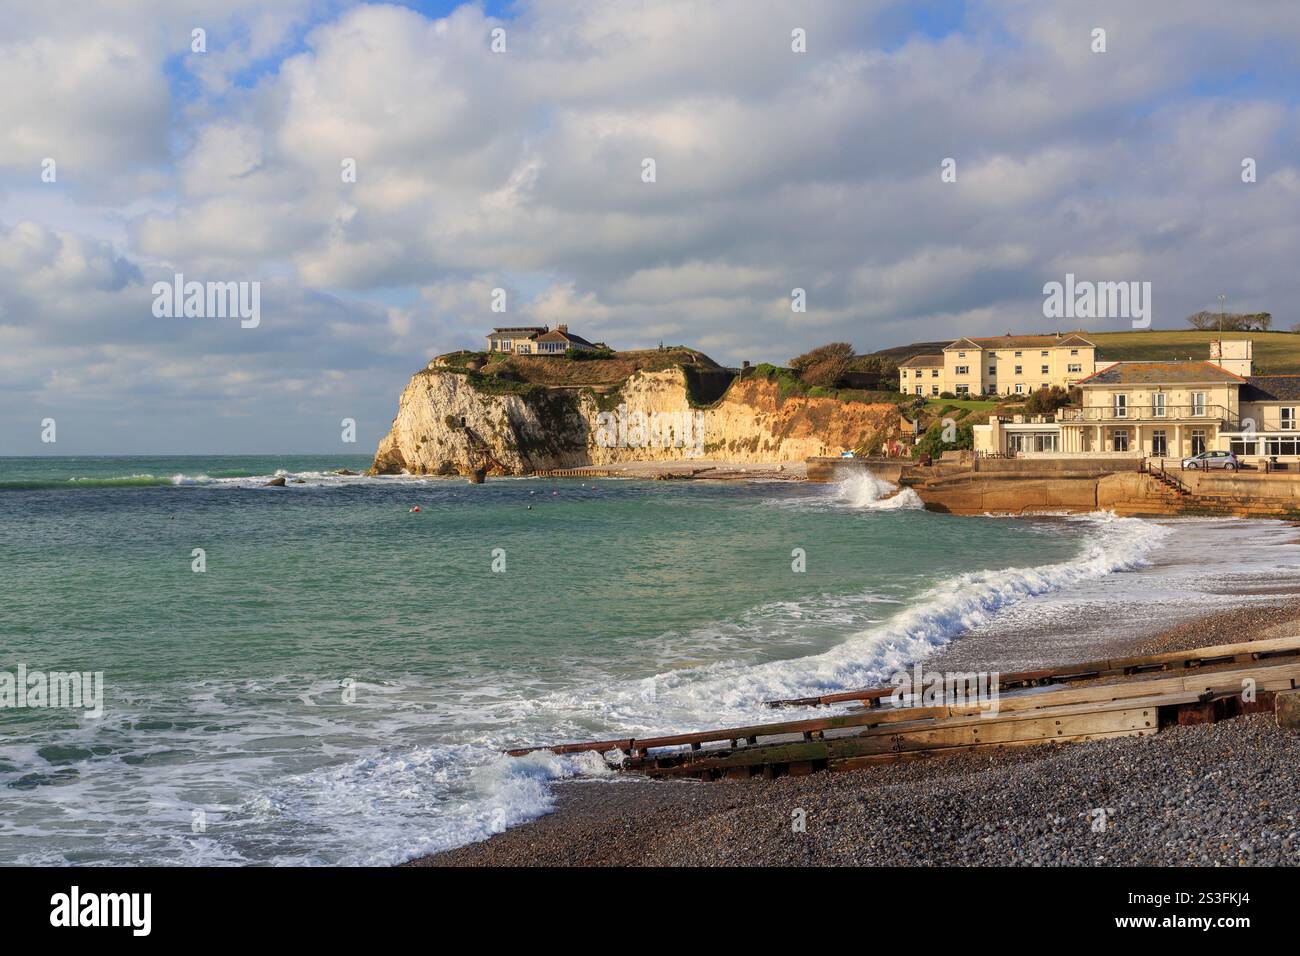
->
xmin=1180 ymin=450 xmax=1240 ymax=471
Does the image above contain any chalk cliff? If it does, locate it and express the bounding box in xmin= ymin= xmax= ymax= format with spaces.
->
xmin=370 ymin=363 xmax=904 ymax=476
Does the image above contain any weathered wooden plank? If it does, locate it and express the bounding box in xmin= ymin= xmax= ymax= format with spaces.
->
xmin=764 ymin=635 xmax=1300 ymax=708
xmin=628 ymin=701 xmax=1172 ymax=777
xmin=513 ymin=661 xmax=1300 ymax=760
xmin=505 ymin=738 xmax=633 ymax=757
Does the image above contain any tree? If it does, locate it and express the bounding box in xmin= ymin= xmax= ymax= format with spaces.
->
xmin=1185 ymin=310 xmax=1273 ymax=332
xmin=788 ymin=342 xmax=855 ymax=388
xmin=1024 ymin=386 xmax=1071 ymax=415
xmin=913 ymin=419 xmax=974 ymax=461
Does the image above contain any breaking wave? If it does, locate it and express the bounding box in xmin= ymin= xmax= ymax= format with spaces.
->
xmin=833 ymin=470 xmax=925 ymax=510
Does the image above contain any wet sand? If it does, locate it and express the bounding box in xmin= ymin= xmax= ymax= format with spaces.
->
xmin=409 ymin=600 xmax=1300 ymax=867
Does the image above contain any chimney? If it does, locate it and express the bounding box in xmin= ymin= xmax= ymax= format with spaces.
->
xmin=557 ymin=324 xmax=568 ymax=334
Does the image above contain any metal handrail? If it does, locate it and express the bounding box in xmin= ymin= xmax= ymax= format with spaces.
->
xmin=1060 ymin=404 xmax=1238 ymax=426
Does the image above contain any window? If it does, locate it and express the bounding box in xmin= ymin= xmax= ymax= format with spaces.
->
xmin=1152 ymin=430 xmax=1167 ymax=456
xmin=1231 ymin=438 xmax=1260 ymax=456
xmin=1152 ymin=393 xmax=1167 ymax=418
xmin=1041 ymin=365 xmax=1049 ymax=375
xmin=957 ymin=351 xmax=966 ymax=358
xmin=1283 ymin=407 xmax=1297 ymax=430
xmin=1014 ymin=351 xmax=1023 ymax=357
xmin=1014 ymin=365 xmax=1023 ymax=375
xmin=1014 ymin=384 xmax=1025 ymax=395
xmin=1192 ymin=392 xmax=1206 ymax=417
xmin=1114 ymin=394 xmax=1127 ymax=418
xmin=931 ymin=385 xmax=939 ymax=396
xmin=1113 ymin=430 xmax=1129 ymax=452
xmin=1068 ymin=363 xmax=1082 ymax=373
xmin=1191 ymin=429 xmax=1206 ymax=455
xmin=1265 ymin=437 xmax=1300 ymax=457
xmin=988 ymin=366 xmax=996 ymax=375
xmin=955 ymin=365 xmax=970 ymax=375
xmin=1040 ymin=351 xmax=1049 ymax=357
xmin=1070 ymin=349 xmax=1079 ymax=356
xmin=915 ymin=386 xmax=922 ymax=395
xmin=956 ymin=385 xmax=970 ymax=395
xmin=931 ymin=368 xmax=939 ymax=377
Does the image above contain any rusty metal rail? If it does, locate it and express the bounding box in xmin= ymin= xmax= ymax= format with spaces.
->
xmin=762 ymin=635 xmax=1300 ymax=708
xmin=504 ymin=637 xmax=1300 ymax=782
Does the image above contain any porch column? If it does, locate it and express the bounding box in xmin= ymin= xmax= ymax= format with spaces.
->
xmin=1174 ymin=424 xmax=1182 ymax=458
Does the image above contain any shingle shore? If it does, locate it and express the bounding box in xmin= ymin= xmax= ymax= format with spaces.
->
xmin=408 ymin=602 xmax=1300 ymax=867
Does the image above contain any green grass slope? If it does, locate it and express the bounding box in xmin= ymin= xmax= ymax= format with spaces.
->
xmin=1083 ymin=331 xmax=1300 ymax=373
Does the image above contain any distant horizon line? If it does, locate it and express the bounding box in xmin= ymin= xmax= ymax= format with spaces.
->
xmin=0 ymin=452 xmax=374 ymax=459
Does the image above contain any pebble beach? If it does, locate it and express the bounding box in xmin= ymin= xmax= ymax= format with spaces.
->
xmin=411 ymin=601 xmax=1300 ymax=867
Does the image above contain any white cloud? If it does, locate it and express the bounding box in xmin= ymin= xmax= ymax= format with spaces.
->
xmin=4 ymin=0 xmax=1300 ymax=452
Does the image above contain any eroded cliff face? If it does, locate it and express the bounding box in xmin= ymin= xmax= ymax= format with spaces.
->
xmin=370 ymin=365 xmax=903 ymax=476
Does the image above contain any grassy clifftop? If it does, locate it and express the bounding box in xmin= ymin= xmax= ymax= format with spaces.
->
xmin=432 ymin=347 xmax=723 ymax=387
xmin=868 ymin=330 xmax=1300 ymax=373
xmin=1085 ymin=330 xmax=1300 ymax=372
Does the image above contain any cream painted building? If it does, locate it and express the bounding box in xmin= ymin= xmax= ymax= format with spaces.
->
xmin=971 ymin=341 xmax=1300 ymax=466
xmin=1056 ymin=362 xmax=1244 ymax=458
xmin=899 ymin=333 xmax=1096 ymax=397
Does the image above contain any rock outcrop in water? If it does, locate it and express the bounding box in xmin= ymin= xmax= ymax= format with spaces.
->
xmin=370 ymin=360 xmax=904 ymax=477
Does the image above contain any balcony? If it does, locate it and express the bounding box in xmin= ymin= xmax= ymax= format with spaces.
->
xmin=1060 ymin=404 xmax=1238 ymax=427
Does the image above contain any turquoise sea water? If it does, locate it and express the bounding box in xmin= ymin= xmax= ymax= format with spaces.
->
xmin=0 ymin=455 xmax=1207 ymax=864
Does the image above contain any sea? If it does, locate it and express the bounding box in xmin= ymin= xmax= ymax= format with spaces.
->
xmin=3 ymin=455 xmax=1299 ymax=865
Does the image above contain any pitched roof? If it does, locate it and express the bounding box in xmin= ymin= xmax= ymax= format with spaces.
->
xmin=535 ymin=328 xmax=597 ymax=347
xmin=898 ymin=353 xmax=944 ymax=368
xmin=1077 ymin=361 xmax=1246 ymax=386
xmin=1243 ymin=375 xmax=1300 ymax=402
xmin=487 ymin=326 xmax=547 ymax=336
xmin=942 ymin=333 xmax=1094 ymax=351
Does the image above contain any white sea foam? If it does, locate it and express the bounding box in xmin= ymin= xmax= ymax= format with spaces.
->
xmin=10 ymin=471 xmax=1262 ymax=868
xmin=264 ymin=504 xmax=1172 ymax=864
xmin=327 ymin=511 xmax=1168 ymax=865
xmin=833 ymin=470 xmax=924 ymax=510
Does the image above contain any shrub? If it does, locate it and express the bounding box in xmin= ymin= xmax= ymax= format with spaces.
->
xmin=789 ymin=342 xmax=855 ymax=388
xmin=1024 ymin=385 xmax=1071 ymax=415
xmin=913 ymin=419 xmax=974 ymax=460
xmin=565 ymin=347 xmax=615 ymax=360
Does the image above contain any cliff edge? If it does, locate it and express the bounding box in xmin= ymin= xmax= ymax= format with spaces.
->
xmin=370 ymin=352 xmax=905 ymax=477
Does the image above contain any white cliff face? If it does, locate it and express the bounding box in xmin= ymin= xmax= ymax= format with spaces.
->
xmin=371 ymin=365 xmax=902 ymax=475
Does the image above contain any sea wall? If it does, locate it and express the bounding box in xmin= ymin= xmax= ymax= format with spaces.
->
xmin=910 ymin=468 xmax=1300 ymax=517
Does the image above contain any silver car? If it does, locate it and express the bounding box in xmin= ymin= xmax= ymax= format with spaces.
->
xmin=1180 ymin=450 xmax=1240 ymax=471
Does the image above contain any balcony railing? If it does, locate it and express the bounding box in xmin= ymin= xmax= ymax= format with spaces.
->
xmin=1060 ymin=404 xmax=1238 ymax=427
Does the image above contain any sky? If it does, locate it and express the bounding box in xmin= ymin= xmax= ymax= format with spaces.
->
xmin=2 ymin=0 xmax=1299 ymax=455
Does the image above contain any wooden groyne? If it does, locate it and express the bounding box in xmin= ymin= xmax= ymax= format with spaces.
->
xmin=506 ymin=637 xmax=1300 ymax=781
xmin=764 ymin=635 xmax=1300 ymax=707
